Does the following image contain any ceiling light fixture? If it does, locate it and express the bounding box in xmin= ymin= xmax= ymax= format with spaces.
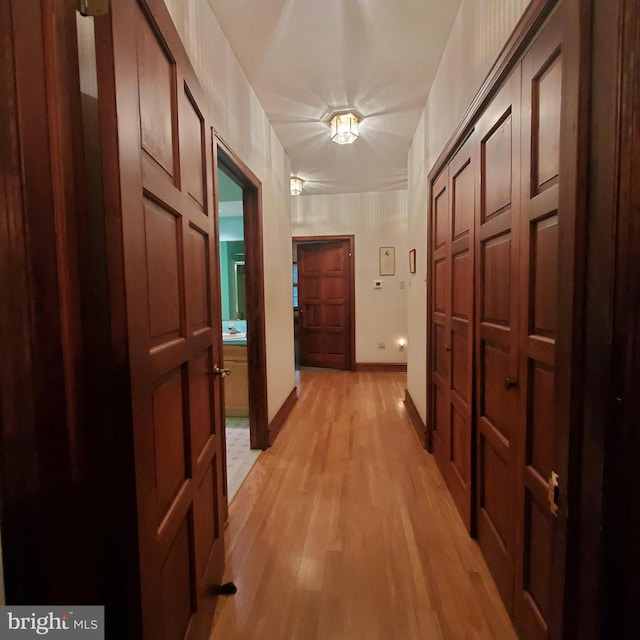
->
xmin=290 ymin=176 xmax=303 ymax=195
xmin=330 ymin=111 xmax=359 ymax=144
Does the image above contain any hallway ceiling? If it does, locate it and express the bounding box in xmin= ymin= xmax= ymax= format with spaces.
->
xmin=206 ymin=0 xmax=462 ymax=195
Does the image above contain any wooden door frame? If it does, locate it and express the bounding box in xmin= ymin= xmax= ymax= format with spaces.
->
xmin=601 ymin=2 xmax=640 ymax=637
xmin=0 ymin=0 xmax=107 ymax=607
xmin=570 ymin=0 xmax=633 ymax=637
xmin=292 ymin=235 xmax=356 ymax=372
xmin=1 ymin=0 xmax=146 ymax=630
xmin=215 ymin=136 xmax=269 ymax=450
xmin=549 ymin=0 xmax=593 ymax=637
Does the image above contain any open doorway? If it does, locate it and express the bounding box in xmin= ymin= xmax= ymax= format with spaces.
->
xmin=292 ymin=236 xmax=355 ymax=371
xmin=215 ymin=138 xmax=269 ymax=503
xmin=217 ymin=167 xmax=256 ymax=501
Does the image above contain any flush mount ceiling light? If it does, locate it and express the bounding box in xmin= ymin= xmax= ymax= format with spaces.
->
xmin=290 ymin=176 xmax=303 ymax=195
xmin=330 ymin=111 xmax=359 ymax=144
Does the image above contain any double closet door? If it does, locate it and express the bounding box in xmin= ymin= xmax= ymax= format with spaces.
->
xmin=431 ymin=135 xmax=476 ymax=533
xmin=430 ymin=10 xmax=563 ymax=640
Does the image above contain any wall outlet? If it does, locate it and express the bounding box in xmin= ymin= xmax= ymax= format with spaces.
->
xmin=378 ymin=342 xmax=386 ymax=349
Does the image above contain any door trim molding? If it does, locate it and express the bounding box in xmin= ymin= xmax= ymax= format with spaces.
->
xmin=293 ymin=235 xmax=356 ymax=372
xmin=404 ymin=389 xmax=427 ymax=448
xmin=215 ymin=135 xmax=269 ymax=451
xmin=355 ymin=363 xmax=407 ymax=373
xmin=268 ymin=386 xmax=298 ymax=445
xmin=572 ymin=0 xmax=623 ymax=637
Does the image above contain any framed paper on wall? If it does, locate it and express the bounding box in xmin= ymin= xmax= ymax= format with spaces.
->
xmin=409 ymin=248 xmax=416 ymax=274
xmin=379 ymin=246 xmax=395 ymax=276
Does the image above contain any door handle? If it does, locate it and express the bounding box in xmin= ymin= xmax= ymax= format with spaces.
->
xmin=213 ymin=365 xmax=231 ymax=378
xmin=504 ymin=378 xmax=517 ymax=390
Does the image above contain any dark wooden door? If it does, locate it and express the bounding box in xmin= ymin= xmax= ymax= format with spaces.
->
xmin=298 ymin=240 xmax=353 ymax=370
xmin=430 ymin=135 xmax=476 ymax=532
xmin=514 ymin=13 xmax=562 ymax=640
xmin=475 ymin=68 xmax=522 ymax=614
xmin=431 ymin=168 xmax=451 ymax=481
xmin=97 ymin=1 xmax=226 ymax=638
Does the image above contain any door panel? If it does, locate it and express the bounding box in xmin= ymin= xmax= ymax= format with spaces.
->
xmin=482 ymin=441 xmax=510 ymax=545
xmin=446 ymin=139 xmax=476 ymax=529
xmin=298 ymin=240 xmax=353 ymax=369
xmin=431 ymin=171 xmax=450 ymax=471
xmin=136 ymin=8 xmax=176 ymax=178
xmin=475 ymin=70 xmax=521 ymax=613
xmin=482 ymin=232 xmax=513 ymax=325
xmin=182 ymin=90 xmax=207 ymax=209
xmin=483 ymin=115 xmax=513 ymax=220
xmin=145 ymin=200 xmax=183 ymax=344
xmin=515 ymin=12 xmax=562 ymax=640
xmin=451 ymin=330 xmax=468 ymax=400
xmin=452 ymin=252 xmax=472 ymax=319
xmin=97 ymin=1 xmax=226 ymax=638
xmin=434 ymin=184 xmax=449 ymax=249
xmin=153 ymin=370 xmax=188 ymax=522
xmin=434 ymin=258 xmax=447 ymax=313
xmin=186 ymin=228 xmax=212 ymax=334
xmin=482 ymin=342 xmax=511 ymax=440
xmin=430 ymin=134 xmax=475 ymax=532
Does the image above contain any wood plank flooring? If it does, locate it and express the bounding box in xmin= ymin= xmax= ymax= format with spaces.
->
xmin=209 ymin=370 xmax=517 ymax=640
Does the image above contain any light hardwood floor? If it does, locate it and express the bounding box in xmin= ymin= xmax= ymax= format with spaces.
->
xmin=209 ymin=370 xmax=517 ymax=640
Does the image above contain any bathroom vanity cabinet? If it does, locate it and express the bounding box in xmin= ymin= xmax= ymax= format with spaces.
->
xmin=223 ymin=343 xmax=249 ymax=416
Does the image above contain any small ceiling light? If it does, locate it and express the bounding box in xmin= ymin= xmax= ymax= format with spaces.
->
xmin=290 ymin=176 xmax=303 ymax=196
xmin=330 ymin=112 xmax=359 ymax=144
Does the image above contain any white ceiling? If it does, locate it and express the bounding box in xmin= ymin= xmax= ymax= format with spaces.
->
xmin=207 ymin=0 xmax=462 ymax=196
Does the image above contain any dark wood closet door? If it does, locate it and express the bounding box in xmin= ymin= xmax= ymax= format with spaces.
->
xmin=430 ymin=137 xmax=476 ymax=532
xmin=474 ymin=69 xmax=522 ymax=613
xmin=97 ymin=1 xmax=225 ymax=638
xmin=298 ymin=240 xmax=352 ymax=370
xmin=514 ymin=12 xmax=562 ymax=640
xmin=431 ymin=169 xmax=451 ymax=480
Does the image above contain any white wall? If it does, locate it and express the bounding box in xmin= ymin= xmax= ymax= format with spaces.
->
xmin=164 ymin=0 xmax=295 ymax=421
xmin=292 ymin=191 xmax=408 ymax=364
xmin=406 ymin=0 xmax=530 ymax=422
